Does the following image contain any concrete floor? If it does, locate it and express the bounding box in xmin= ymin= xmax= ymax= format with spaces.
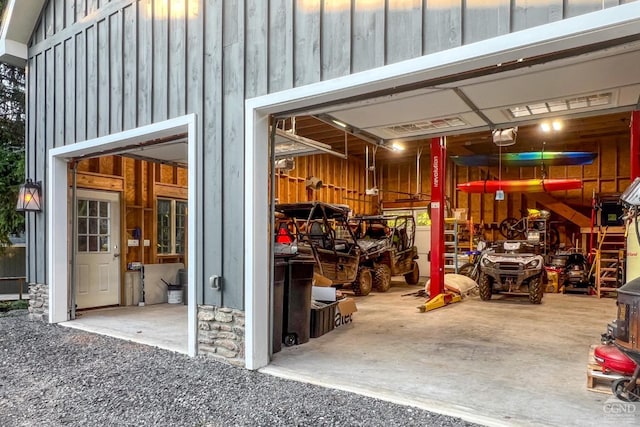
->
xmin=263 ymin=282 xmax=628 ymax=427
xmin=58 ymin=284 xmax=633 ymax=426
xmin=60 ymin=303 xmax=188 ymax=354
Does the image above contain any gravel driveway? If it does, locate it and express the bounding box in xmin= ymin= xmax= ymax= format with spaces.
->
xmin=0 ymin=311 xmax=478 ymax=427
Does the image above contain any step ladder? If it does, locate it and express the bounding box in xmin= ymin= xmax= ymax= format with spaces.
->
xmin=593 ymin=226 xmax=626 ymax=298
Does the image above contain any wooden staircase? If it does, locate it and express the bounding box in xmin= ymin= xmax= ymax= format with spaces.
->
xmin=593 ymin=226 xmax=626 ymax=298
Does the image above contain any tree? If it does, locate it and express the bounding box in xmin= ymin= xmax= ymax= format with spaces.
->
xmin=0 ymin=0 xmax=26 ymax=246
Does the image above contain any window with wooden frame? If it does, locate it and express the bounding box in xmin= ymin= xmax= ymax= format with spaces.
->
xmin=157 ymin=199 xmax=187 ymax=255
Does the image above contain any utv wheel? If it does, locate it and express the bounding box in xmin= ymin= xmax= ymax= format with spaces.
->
xmin=352 ymin=268 xmax=373 ymax=296
xmin=478 ymin=273 xmax=493 ymax=301
xmin=458 ymin=263 xmax=479 ymax=282
xmin=373 ymin=264 xmax=392 ymax=292
xmin=404 ymin=261 xmax=420 ymax=285
xmin=528 ymin=276 xmax=544 ymax=304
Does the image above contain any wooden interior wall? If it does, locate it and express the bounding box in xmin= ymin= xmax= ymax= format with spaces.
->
xmin=275 ymin=154 xmax=375 ymax=215
xmin=378 ymin=137 xmax=631 ymax=249
xmin=74 ymin=156 xmax=188 ymax=268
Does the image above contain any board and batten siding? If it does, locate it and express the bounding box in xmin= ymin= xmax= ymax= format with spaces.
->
xmin=25 ymin=0 xmax=638 ymax=310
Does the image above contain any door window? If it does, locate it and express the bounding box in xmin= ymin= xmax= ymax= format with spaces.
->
xmin=77 ymin=199 xmax=111 ymax=253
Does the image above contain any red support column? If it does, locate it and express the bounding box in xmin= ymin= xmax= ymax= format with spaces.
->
xmin=429 ymin=137 xmax=446 ymax=297
xmin=632 ymin=111 xmax=640 ymax=180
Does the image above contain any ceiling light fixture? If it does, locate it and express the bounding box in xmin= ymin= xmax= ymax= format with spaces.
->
xmin=390 ymin=141 xmax=405 ymax=151
xmin=492 ymin=127 xmax=518 ymax=147
xmin=540 ymin=120 xmax=563 ymax=133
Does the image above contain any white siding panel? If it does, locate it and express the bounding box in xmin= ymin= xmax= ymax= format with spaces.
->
xmin=321 ymin=0 xmax=351 ymax=79
xmin=352 ymin=0 xmax=385 ymax=73
xmin=268 ymin=0 xmax=293 ymax=92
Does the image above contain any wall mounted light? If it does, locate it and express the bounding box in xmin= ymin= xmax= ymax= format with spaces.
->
xmin=16 ymin=178 xmax=42 ymax=212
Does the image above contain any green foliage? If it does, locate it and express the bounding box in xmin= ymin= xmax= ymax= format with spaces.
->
xmin=0 ymin=299 xmax=28 ymax=312
xmin=0 ymin=62 xmax=26 ymax=247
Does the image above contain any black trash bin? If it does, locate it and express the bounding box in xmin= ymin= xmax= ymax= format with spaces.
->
xmin=283 ymin=256 xmax=315 ymax=347
xmin=178 ymin=268 xmax=188 ymax=305
xmin=272 ymin=257 xmax=288 ymax=354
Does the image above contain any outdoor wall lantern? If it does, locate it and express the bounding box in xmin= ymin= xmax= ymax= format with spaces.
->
xmin=16 ymin=178 xmax=42 ymax=212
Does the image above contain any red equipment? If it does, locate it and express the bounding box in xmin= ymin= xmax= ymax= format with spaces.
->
xmin=594 ymin=345 xmax=637 ymax=376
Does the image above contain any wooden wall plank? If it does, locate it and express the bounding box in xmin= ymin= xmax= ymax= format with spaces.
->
xmin=66 ymin=0 xmax=77 ymax=29
xmin=222 ymin=0 xmax=245 ymax=309
xmin=268 ymin=0 xmax=293 ymax=92
xmin=55 ymin=0 xmax=65 ymax=33
xmin=386 ymin=0 xmax=423 ymax=63
xmin=123 ymin=3 xmax=137 ymax=131
xmin=75 ymin=32 xmax=87 ymax=141
xmin=53 ymin=43 xmax=64 ymax=148
xmin=294 ymin=0 xmax=321 ymax=86
xmin=152 ymin=0 xmax=168 ymax=122
xmin=246 ymin=0 xmax=268 ymax=98
xmin=138 ymin=0 xmax=152 ymax=126
xmin=75 ymin=171 xmax=125 ymax=191
xmin=168 ymin=0 xmax=186 ymax=118
xmin=321 ymin=0 xmax=351 ymax=79
xmin=185 ymin=0 xmax=203 ymax=286
xmin=512 ymin=0 xmax=563 ymax=32
xmin=64 ymin=38 xmax=75 ymax=144
xmin=36 ymin=52 xmax=47 ymax=283
xmin=352 ymin=0 xmax=385 ymax=73
xmin=76 ymin=0 xmax=87 ymax=22
xmin=564 ymin=0 xmax=605 ymax=17
xmin=45 ymin=0 xmax=55 ymax=38
xmin=110 ymin=12 xmax=123 ymax=133
xmin=463 ymin=0 xmax=511 ymax=44
xmin=202 ymin=0 xmax=224 ymax=306
xmin=86 ymin=25 xmax=98 ymax=139
xmin=424 ymin=0 xmax=462 ymax=53
xmin=45 ymin=48 xmax=55 ymax=152
xmin=97 ymin=19 xmax=110 ymax=136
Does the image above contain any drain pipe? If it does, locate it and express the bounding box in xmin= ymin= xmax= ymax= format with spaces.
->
xmin=70 ymin=161 xmax=78 ymax=320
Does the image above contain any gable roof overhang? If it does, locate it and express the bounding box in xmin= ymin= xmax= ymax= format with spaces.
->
xmin=0 ymin=0 xmax=46 ymax=67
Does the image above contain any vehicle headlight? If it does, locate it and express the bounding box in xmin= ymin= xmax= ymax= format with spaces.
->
xmin=526 ymin=259 xmax=540 ymax=268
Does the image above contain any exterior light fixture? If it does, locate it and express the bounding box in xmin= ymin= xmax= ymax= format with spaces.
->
xmin=16 ymin=178 xmax=42 ymax=212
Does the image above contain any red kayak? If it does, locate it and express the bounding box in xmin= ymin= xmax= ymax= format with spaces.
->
xmin=457 ymin=179 xmax=582 ymax=193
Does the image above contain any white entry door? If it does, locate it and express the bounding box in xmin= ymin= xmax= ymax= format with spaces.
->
xmin=75 ymin=190 xmax=121 ymax=309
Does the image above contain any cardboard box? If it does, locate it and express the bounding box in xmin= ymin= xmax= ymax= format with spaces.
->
xmin=312 ymin=286 xmax=336 ymax=302
xmin=335 ymin=298 xmax=357 ymax=327
xmin=313 ymin=273 xmax=333 ymax=287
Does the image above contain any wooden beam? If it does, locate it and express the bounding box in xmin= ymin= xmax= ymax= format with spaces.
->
xmin=73 ymin=171 xmax=124 ymax=191
xmin=526 ymin=192 xmax=591 ymax=228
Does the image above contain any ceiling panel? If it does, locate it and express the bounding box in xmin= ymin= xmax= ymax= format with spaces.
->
xmin=330 ymin=89 xmax=471 ymax=129
xmin=460 ymin=49 xmax=640 ymax=111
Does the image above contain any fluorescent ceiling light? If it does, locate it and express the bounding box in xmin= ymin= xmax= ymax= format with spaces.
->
xmin=506 ymin=92 xmax=612 ymax=118
xmin=273 ymin=128 xmax=347 ymax=160
xmin=383 ymin=116 xmax=466 ymax=136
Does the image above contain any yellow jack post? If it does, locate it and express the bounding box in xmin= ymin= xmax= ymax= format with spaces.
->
xmin=418 ymin=292 xmax=462 ymax=312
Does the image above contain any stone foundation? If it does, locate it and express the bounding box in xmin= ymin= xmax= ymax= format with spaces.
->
xmin=197 ymin=305 xmax=245 ymax=366
xmin=28 ymin=283 xmax=48 ymax=322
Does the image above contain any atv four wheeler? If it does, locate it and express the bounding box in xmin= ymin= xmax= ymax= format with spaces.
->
xmin=350 ymin=215 xmax=420 ymax=292
xmin=275 ymin=202 xmax=374 ymax=296
xmin=274 ymin=203 xmax=420 ymax=296
xmin=477 ymin=240 xmax=545 ymax=304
